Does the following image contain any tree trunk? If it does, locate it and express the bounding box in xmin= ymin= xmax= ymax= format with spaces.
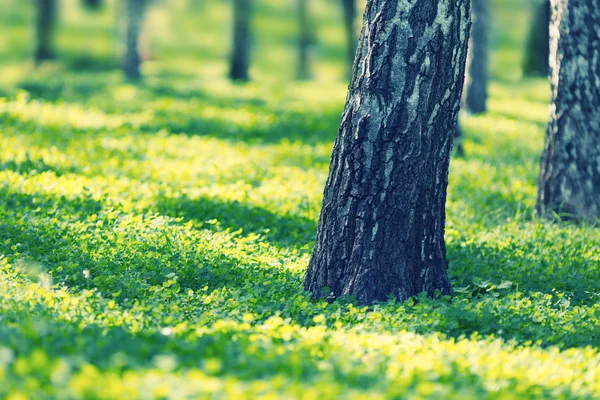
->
xmin=229 ymin=0 xmax=252 ymax=81
xmin=341 ymin=0 xmax=357 ymax=77
xmin=123 ymin=0 xmax=144 ymax=80
xmin=297 ymin=0 xmax=312 ymax=80
xmin=536 ymin=0 xmax=600 ymax=221
xmin=463 ymin=0 xmax=488 ymax=114
xmin=522 ymin=0 xmax=550 ymax=77
xmin=304 ymin=0 xmax=471 ymax=305
xmin=35 ymin=0 xmax=57 ymax=63
xmin=82 ymin=0 xmax=102 ymax=10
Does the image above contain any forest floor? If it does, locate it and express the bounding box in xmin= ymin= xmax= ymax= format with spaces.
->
xmin=1 ymin=0 xmax=600 ymax=398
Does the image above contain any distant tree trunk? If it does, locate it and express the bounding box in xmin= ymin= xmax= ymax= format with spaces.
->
xmin=123 ymin=0 xmax=144 ymax=80
xmin=523 ymin=0 xmax=550 ymax=77
xmin=82 ymin=0 xmax=102 ymax=10
xmin=341 ymin=0 xmax=357 ymax=76
xmin=35 ymin=0 xmax=57 ymax=62
xmin=463 ymin=0 xmax=488 ymax=114
xmin=536 ymin=0 xmax=600 ymax=221
xmin=297 ymin=0 xmax=312 ymax=80
xmin=454 ymin=124 xmax=465 ymax=157
xmin=229 ymin=0 xmax=252 ymax=81
xmin=304 ymin=0 xmax=471 ymax=305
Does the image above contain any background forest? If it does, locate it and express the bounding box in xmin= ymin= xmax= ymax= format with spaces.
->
xmin=1 ymin=0 xmax=600 ymax=398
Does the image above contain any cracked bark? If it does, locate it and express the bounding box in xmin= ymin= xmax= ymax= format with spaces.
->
xmin=536 ymin=0 xmax=600 ymax=221
xmin=35 ymin=0 xmax=57 ymax=63
xmin=463 ymin=0 xmax=488 ymax=114
xmin=304 ymin=0 xmax=471 ymax=305
xmin=123 ymin=0 xmax=145 ymax=80
xmin=229 ymin=0 xmax=253 ymax=81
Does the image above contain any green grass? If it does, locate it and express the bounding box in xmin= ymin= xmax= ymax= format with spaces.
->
xmin=1 ymin=0 xmax=600 ymax=398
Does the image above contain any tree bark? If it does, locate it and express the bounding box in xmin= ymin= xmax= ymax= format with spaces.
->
xmin=463 ymin=0 xmax=488 ymax=114
xmin=297 ymin=0 xmax=313 ymax=80
xmin=536 ymin=0 xmax=600 ymax=221
xmin=35 ymin=0 xmax=57 ymax=63
xmin=523 ymin=0 xmax=550 ymax=77
xmin=341 ymin=0 xmax=358 ymax=77
xmin=123 ymin=0 xmax=145 ymax=80
xmin=229 ymin=0 xmax=252 ymax=81
xmin=304 ymin=0 xmax=471 ymax=305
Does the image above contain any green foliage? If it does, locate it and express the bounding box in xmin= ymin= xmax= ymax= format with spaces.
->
xmin=0 ymin=0 xmax=599 ymax=398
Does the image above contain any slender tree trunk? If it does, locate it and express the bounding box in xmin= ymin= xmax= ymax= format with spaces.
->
xmin=297 ymin=0 xmax=312 ymax=80
xmin=341 ymin=0 xmax=357 ymax=76
xmin=123 ymin=0 xmax=144 ymax=80
xmin=304 ymin=0 xmax=471 ymax=305
xmin=463 ymin=0 xmax=488 ymax=114
xmin=82 ymin=0 xmax=102 ymax=10
xmin=35 ymin=0 xmax=57 ymax=63
xmin=523 ymin=0 xmax=550 ymax=77
xmin=229 ymin=0 xmax=252 ymax=81
xmin=536 ymin=0 xmax=600 ymax=221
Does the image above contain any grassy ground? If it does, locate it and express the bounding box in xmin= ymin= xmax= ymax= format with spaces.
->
xmin=1 ymin=0 xmax=600 ymax=398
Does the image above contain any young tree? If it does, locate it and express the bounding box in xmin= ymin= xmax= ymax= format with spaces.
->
xmin=522 ymin=0 xmax=550 ymax=77
xmin=536 ymin=0 xmax=600 ymax=221
xmin=35 ymin=0 xmax=57 ymax=63
xmin=229 ymin=0 xmax=253 ymax=81
xmin=341 ymin=0 xmax=357 ymax=75
xmin=463 ymin=0 xmax=488 ymax=114
xmin=297 ymin=0 xmax=313 ymax=80
xmin=123 ymin=0 xmax=145 ymax=80
xmin=304 ymin=0 xmax=471 ymax=305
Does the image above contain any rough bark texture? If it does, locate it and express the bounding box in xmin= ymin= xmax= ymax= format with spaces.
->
xmin=229 ymin=0 xmax=252 ymax=81
xmin=523 ymin=0 xmax=550 ymax=77
xmin=342 ymin=0 xmax=358 ymax=76
xmin=123 ymin=0 xmax=144 ymax=80
xmin=304 ymin=0 xmax=471 ymax=305
xmin=536 ymin=0 xmax=600 ymax=221
xmin=297 ymin=0 xmax=313 ymax=80
xmin=463 ymin=0 xmax=488 ymax=114
xmin=35 ymin=0 xmax=57 ymax=62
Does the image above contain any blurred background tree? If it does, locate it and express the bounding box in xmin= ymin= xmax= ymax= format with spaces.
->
xmin=35 ymin=0 xmax=57 ymax=62
xmin=229 ymin=0 xmax=253 ymax=81
xmin=522 ymin=0 xmax=549 ymax=77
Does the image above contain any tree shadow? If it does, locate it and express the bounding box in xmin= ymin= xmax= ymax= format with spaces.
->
xmin=153 ymin=193 xmax=317 ymax=249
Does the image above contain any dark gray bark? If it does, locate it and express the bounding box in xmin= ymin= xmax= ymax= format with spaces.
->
xmin=523 ymin=0 xmax=550 ymax=77
xmin=304 ymin=0 xmax=471 ymax=305
xmin=229 ymin=0 xmax=252 ymax=81
xmin=463 ymin=0 xmax=488 ymax=114
xmin=536 ymin=0 xmax=600 ymax=221
xmin=342 ymin=0 xmax=358 ymax=76
xmin=123 ymin=0 xmax=145 ymax=80
xmin=35 ymin=0 xmax=57 ymax=62
xmin=297 ymin=0 xmax=313 ymax=80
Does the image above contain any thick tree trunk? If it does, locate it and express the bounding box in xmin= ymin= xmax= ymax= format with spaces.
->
xmin=463 ymin=0 xmax=488 ymax=114
xmin=536 ymin=0 xmax=600 ymax=221
xmin=123 ymin=0 xmax=144 ymax=80
xmin=35 ymin=0 xmax=57 ymax=62
xmin=523 ymin=0 xmax=550 ymax=77
xmin=304 ymin=0 xmax=471 ymax=305
xmin=229 ymin=0 xmax=252 ymax=81
xmin=341 ymin=0 xmax=357 ymax=76
xmin=297 ymin=0 xmax=312 ymax=80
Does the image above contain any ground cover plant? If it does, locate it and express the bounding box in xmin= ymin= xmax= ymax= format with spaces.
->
xmin=1 ymin=0 xmax=600 ymax=398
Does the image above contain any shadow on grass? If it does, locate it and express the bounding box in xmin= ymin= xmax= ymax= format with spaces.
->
xmin=153 ymin=194 xmax=317 ymax=249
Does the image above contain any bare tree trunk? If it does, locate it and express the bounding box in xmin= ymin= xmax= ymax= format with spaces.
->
xmin=463 ymin=0 xmax=488 ymax=114
xmin=35 ymin=0 xmax=57 ymax=63
xmin=229 ymin=0 xmax=252 ymax=81
xmin=341 ymin=0 xmax=357 ymax=77
xmin=536 ymin=0 xmax=600 ymax=221
xmin=123 ymin=0 xmax=144 ymax=80
xmin=297 ymin=0 xmax=313 ymax=80
xmin=304 ymin=0 xmax=471 ymax=305
xmin=523 ymin=0 xmax=550 ymax=77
